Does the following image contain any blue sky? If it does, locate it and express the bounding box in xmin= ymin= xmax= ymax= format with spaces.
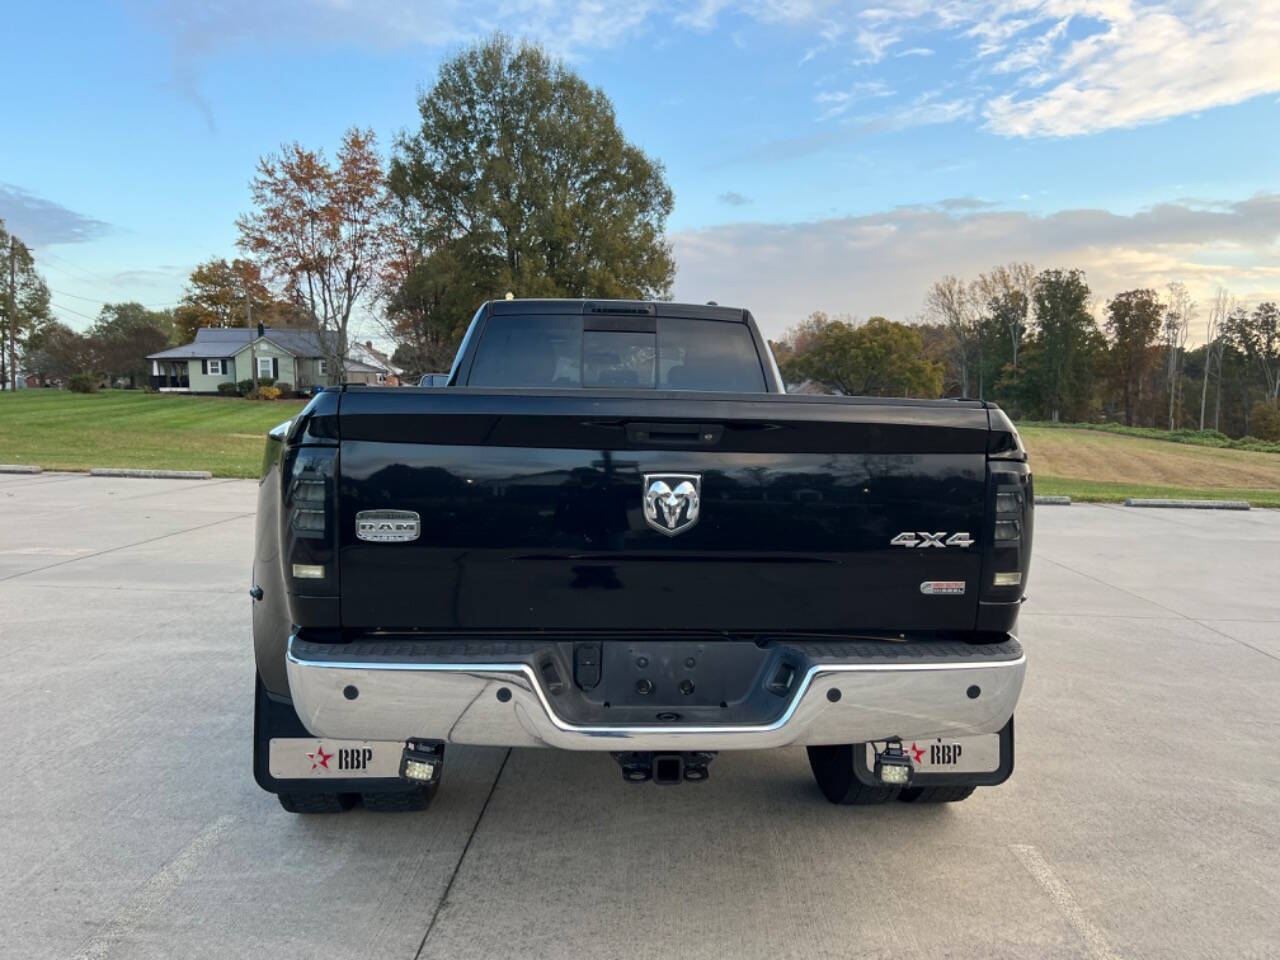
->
xmin=2 ymin=0 xmax=1278 ymax=341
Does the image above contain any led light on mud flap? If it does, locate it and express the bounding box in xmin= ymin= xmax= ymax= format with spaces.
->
xmin=874 ymin=743 xmax=913 ymax=786
xmin=400 ymin=740 xmax=444 ymax=784
xmin=291 ymin=563 xmax=325 ymax=580
xmin=402 ymin=759 xmax=436 ymax=782
xmin=993 ymin=571 xmax=1023 ymax=587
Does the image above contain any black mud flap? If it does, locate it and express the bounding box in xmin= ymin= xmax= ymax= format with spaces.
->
xmin=253 ymin=673 xmax=410 ymax=796
xmin=851 ymin=717 xmax=1015 ymax=789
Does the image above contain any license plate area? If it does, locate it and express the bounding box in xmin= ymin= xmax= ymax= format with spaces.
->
xmin=268 ymin=738 xmax=404 ymax=779
xmin=853 ymin=718 xmax=1014 ymax=787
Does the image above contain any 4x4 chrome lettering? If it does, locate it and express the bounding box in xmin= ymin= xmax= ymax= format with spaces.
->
xmin=891 ymin=531 xmax=975 ymax=548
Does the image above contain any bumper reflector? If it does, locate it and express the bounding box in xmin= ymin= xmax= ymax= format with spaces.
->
xmin=993 ymin=571 xmax=1022 ymax=587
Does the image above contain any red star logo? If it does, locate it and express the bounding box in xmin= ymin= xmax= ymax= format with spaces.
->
xmin=909 ymin=742 xmax=925 ymax=764
xmin=308 ymin=746 xmax=333 ymax=770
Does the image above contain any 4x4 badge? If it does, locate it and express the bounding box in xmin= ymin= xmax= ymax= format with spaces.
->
xmin=891 ymin=531 xmax=974 ymax=548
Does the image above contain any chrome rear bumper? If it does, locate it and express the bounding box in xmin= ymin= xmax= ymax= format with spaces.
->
xmin=286 ymin=636 xmax=1025 ymax=751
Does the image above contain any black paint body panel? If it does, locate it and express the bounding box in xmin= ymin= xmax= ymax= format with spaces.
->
xmin=335 ymin=389 xmax=993 ymax=635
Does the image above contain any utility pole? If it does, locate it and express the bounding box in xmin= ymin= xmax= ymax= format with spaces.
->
xmin=246 ymin=285 xmax=258 ymax=395
xmin=7 ymin=237 xmax=18 ymax=392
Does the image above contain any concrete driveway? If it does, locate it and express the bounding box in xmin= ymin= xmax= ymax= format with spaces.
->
xmin=1 ymin=473 xmax=1277 ymax=959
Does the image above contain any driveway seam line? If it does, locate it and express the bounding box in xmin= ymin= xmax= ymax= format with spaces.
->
xmin=0 ymin=512 xmax=255 ymax=583
xmin=413 ymin=748 xmax=512 ymax=960
xmin=1036 ymin=554 xmax=1280 ymax=664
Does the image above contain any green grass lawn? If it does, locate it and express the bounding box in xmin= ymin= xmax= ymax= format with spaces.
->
xmin=1032 ymin=477 xmax=1280 ymax=507
xmin=0 ymin=390 xmax=306 ymax=478
xmin=1020 ymin=423 xmax=1280 ymax=507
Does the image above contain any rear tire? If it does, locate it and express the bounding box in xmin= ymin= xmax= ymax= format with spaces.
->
xmin=898 ymin=785 xmax=976 ymax=804
xmin=807 ymin=745 xmax=900 ymax=805
xmin=277 ymin=792 xmax=356 ymax=814
xmin=361 ymin=785 xmax=436 ymax=812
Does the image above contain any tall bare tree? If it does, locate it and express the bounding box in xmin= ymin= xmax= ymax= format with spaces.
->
xmin=237 ymin=128 xmax=393 ymax=382
xmin=1200 ymin=287 xmax=1233 ymax=431
xmin=1163 ymin=282 xmax=1194 ymax=430
xmin=974 ymin=262 xmax=1036 ymax=377
xmin=924 ymin=275 xmax=979 ymax=397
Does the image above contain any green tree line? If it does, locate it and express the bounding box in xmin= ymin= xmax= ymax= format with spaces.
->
xmin=773 ymin=267 xmax=1280 ymax=441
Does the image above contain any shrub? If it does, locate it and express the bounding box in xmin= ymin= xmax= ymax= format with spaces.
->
xmin=217 ymin=382 xmax=240 ymax=396
xmin=68 ymin=373 xmax=98 ymax=394
xmin=255 ymin=385 xmax=282 ymax=401
xmin=237 ymin=376 xmax=275 ymax=396
xmin=273 ymin=381 xmax=293 ymax=398
xmin=1249 ymin=402 xmax=1280 ymax=442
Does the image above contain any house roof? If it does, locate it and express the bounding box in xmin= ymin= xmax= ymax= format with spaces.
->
xmin=350 ymin=340 xmax=403 ymax=375
xmin=147 ymin=326 xmax=386 ymax=373
xmin=146 ymin=340 xmax=243 ymax=360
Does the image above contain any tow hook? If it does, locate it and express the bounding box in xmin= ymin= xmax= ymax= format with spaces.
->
xmin=612 ymin=751 xmax=716 ymax=785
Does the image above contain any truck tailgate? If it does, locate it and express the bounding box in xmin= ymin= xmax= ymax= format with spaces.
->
xmin=335 ymin=389 xmax=990 ymax=634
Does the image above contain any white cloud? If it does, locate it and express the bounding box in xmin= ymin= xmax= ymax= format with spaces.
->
xmin=814 ymin=80 xmax=894 ymax=118
xmin=982 ymin=3 xmax=1280 ymax=136
xmin=671 ymin=193 xmax=1280 ymax=338
xmin=132 ymin=0 xmax=1280 ymax=138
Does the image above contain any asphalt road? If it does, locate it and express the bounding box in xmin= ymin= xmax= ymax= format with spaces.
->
xmin=1 ymin=473 xmax=1278 ymax=960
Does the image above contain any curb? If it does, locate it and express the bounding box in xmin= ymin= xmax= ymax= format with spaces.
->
xmin=1123 ymin=498 xmax=1251 ymax=510
xmin=1034 ymin=495 xmax=1071 ymax=506
xmin=0 ymin=464 xmax=42 ymax=474
xmin=89 ymin=468 xmax=214 ymax=480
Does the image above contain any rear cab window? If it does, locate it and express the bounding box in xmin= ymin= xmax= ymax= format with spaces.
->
xmin=467 ymin=313 xmax=768 ymax=392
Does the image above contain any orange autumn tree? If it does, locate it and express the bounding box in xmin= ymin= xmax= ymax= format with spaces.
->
xmin=174 ymin=258 xmax=296 ymax=343
xmin=236 ymin=128 xmax=393 ymax=382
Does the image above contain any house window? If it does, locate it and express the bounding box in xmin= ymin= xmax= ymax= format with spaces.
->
xmin=317 ymin=359 xmax=328 ymax=376
xmin=258 ymin=357 xmax=273 ymax=378
xmin=207 ymin=359 xmax=223 ymax=375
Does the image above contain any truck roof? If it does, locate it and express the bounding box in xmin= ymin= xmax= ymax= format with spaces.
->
xmin=487 ymin=298 xmax=749 ymax=323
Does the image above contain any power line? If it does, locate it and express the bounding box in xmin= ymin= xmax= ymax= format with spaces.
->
xmin=39 ymin=254 xmax=182 ymax=307
xmin=39 ymin=250 xmax=128 ymax=289
xmin=49 ymin=301 xmax=101 ymax=323
xmin=48 ymin=286 xmax=179 ymax=309
xmin=47 ymin=287 xmax=112 ymax=303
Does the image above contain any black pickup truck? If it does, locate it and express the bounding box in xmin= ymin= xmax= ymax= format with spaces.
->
xmin=252 ymin=299 xmax=1031 ymax=813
